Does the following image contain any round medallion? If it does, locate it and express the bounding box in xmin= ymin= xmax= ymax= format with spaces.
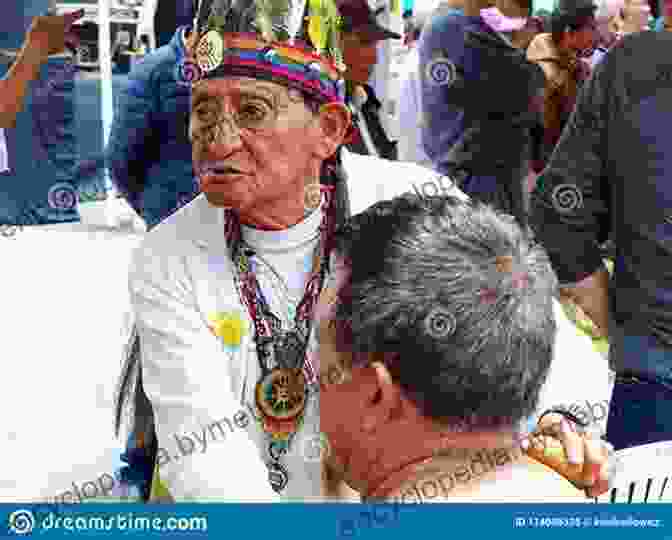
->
xmin=196 ymin=30 xmax=225 ymax=73
xmin=256 ymin=367 xmax=307 ymax=422
xmin=267 ymin=461 xmax=289 ymax=493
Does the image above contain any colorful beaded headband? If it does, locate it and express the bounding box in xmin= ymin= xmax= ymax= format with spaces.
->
xmin=179 ymin=30 xmax=346 ymax=103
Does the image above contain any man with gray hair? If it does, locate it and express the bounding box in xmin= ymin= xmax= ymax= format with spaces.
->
xmin=319 ymin=194 xmax=614 ymax=501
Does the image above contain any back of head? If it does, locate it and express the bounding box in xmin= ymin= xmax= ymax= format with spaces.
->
xmin=333 ymin=195 xmax=558 ymax=432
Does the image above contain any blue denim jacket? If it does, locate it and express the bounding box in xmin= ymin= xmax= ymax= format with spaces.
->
xmin=107 ymin=27 xmax=198 ymax=230
xmin=0 ymin=56 xmax=79 ymax=225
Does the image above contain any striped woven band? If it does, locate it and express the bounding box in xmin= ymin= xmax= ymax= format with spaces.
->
xmin=187 ymin=32 xmax=346 ymax=104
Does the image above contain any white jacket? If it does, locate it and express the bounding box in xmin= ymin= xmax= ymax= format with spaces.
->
xmin=129 ymin=149 xmax=611 ymax=500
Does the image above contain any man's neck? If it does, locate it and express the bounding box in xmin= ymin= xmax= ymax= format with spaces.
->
xmin=239 ymin=206 xmax=306 ymax=231
xmin=352 ymin=419 xmax=521 ymax=499
xmin=382 ymin=445 xmax=524 ymax=502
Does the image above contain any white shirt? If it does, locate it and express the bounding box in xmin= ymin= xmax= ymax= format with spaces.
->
xmin=396 ymin=47 xmax=433 ymax=167
xmin=0 ymin=129 xmax=9 ymax=173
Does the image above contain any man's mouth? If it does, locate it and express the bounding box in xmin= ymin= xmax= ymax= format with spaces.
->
xmin=199 ymin=162 xmax=247 ymax=176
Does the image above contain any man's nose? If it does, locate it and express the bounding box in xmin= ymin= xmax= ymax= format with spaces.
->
xmin=211 ymin=114 xmax=243 ymax=150
xmin=195 ymin=112 xmax=243 ymax=153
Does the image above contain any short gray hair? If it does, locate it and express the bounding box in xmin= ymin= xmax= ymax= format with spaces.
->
xmin=333 ymin=194 xmax=559 ymax=431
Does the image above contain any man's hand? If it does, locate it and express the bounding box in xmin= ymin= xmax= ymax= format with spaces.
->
xmin=25 ymin=10 xmax=84 ymax=62
xmin=560 ymin=268 xmax=610 ymax=339
xmin=525 ymin=413 xmax=614 ymax=497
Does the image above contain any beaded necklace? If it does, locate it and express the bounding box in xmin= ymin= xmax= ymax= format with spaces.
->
xmin=224 ymin=184 xmax=337 ymax=492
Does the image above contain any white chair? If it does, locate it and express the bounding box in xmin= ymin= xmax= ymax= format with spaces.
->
xmin=594 ymin=441 xmax=672 ymax=503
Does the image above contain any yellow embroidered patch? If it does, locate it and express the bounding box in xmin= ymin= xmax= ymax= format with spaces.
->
xmin=208 ymin=311 xmax=248 ymax=349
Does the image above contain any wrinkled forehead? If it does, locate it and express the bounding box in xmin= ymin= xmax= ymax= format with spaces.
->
xmin=191 ymin=77 xmax=292 ymax=105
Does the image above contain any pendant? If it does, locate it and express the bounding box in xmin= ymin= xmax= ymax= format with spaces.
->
xmin=268 ymin=440 xmax=289 ymax=461
xmin=256 ymin=368 xmax=307 ymax=437
xmin=274 ymin=331 xmax=305 ymax=369
xmin=267 ymin=461 xmax=289 ymax=493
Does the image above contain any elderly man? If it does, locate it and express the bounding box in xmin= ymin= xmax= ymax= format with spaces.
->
xmin=117 ymin=0 xmax=613 ymax=502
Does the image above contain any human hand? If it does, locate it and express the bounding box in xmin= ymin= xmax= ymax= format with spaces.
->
xmin=524 ymin=413 xmax=615 ymax=497
xmin=25 ymin=10 xmax=84 ymax=61
xmin=559 ymin=268 xmax=610 ymax=339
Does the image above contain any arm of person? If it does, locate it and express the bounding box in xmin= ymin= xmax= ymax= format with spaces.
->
xmin=129 ymin=239 xmax=278 ymax=501
xmin=529 ymin=48 xmax=613 ymax=338
xmin=106 ymin=56 xmax=161 ymax=217
xmin=0 ymin=10 xmax=83 ymax=128
xmin=0 ymin=47 xmax=45 ymax=128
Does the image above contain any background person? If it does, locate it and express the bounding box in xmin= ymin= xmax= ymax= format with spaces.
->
xmin=397 ymin=8 xmax=433 ymax=166
xmin=107 ymin=23 xmax=199 ymax=230
xmin=530 ymin=30 xmax=672 ymax=451
xmin=0 ymin=10 xmax=83 ymax=128
xmin=527 ymin=0 xmax=598 ymax=171
xmin=421 ymin=0 xmax=546 ymax=225
xmin=339 ymin=0 xmax=401 ymax=160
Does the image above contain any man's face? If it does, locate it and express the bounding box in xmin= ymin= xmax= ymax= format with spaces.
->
xmin=341 ymin=30 xmax=381 ymax=85
xmin=569 ymin=17 xmax=598 ymax=52
xmin=189 ymin=77 xmax=322 ymax=214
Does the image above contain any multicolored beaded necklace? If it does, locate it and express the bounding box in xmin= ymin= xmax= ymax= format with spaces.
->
xmin=224 ymin=183 xmax=337 ymax=492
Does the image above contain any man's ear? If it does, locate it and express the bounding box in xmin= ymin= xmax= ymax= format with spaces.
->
xmin=314 ymin=102 xmax=351 ymax=159
xmin=361 ymin=359 xmax=400 ymax=433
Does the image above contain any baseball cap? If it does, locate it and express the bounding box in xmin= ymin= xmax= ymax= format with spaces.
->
xmin=553 ymin=0 xmax=598 ymax=16
xmin=337 ymin=0 xmax=401 ymax=40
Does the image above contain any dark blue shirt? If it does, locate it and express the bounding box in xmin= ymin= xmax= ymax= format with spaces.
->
xmin=418 ymin=11 xmax=481 ymax=175
xmin=0 ymin=57 xmax=79 ymax=225
xmin=531 ymin=31 xmax=672 ymax=356
xmin=107 ymin=27 xmax=198 ymax=230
